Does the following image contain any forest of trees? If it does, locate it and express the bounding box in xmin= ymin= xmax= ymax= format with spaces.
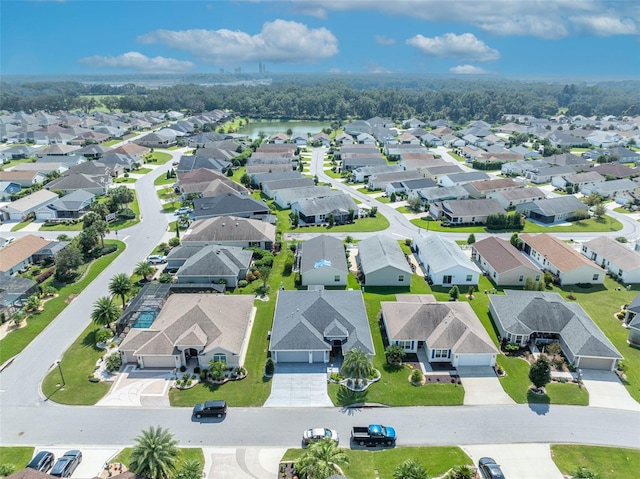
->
xmin=1 ymin=74 xmax=638 ymax=123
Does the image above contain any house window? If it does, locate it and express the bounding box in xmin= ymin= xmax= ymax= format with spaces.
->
xmin=432 ymin=349 xmax=450 ymax=359
xmin=396 ymin=340 xmax=413 ymax=350
xmin=443 ymin=275 xmax=452 ymax=284
xmin=212 ymin=353 xmax=226 ymax=364
xmin=466 ymin=275 xmax=472 ymax=282
xmin=398 ymin=275 xmax=405 ymax=282
xmin=592 ymin=274 xmax=600 ymax=281
xmin=519 ymin=275 xmax=524 ymax=282
xmin=619 ymin=269 xmax=623 ymax=276
xmin=582 ymin=246 xmax=587 ymax=252
xmin=535 ymin=275 xmax=540 ymax=282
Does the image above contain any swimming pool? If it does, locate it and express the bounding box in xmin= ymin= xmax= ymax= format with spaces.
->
xmin=132 ymin=311 xmax=157 ymax=328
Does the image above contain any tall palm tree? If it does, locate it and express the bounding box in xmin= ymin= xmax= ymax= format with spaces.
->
xmin=91 ymin=296 xmax=120 ymax=332
xmin=129 ymin=426 xmax=179 ymax=479
xmin=134 ymin=261 xmax=155 ymax=282
xmin=393 ymin=459 xmax=429 ymax=479
xmin=295 ymin=438 xmax=349 ymax=479
xmin=109 ymin=273 xmax=133 ymax=308
xmin=341 ymin=348 xmax=373 ymax=384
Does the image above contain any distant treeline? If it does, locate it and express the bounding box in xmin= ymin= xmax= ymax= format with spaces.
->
xmin=1 ymin=75 xmax=638 ymax=123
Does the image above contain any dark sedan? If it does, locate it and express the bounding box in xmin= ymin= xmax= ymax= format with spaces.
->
xmin=26 ymin=451 xmax=55 ymax=473
xmin=478 ymin=457 xmax=505 ymax=479
xmin=50 ymin=450 xmax=82 ymax=478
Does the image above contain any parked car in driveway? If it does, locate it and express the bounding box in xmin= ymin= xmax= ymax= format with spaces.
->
xmin=50 ymin=450 xmax=82 ymax=478
xmin=147 ymin=255 xmax=167 ymax=264
xmin=174 ymin=207 xmax=192 ymax=216
xmin=302 ymin=427 xmax=339 ymax=445
xmin=26 ymin=451 xmax=55 ymax=473
xmin=192 ymin=400 xmax=227 ymax=418
xmin=478 ymin=457 xmax=505 ymax=479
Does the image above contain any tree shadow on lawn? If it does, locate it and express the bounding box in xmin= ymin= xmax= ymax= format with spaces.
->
xmin=336 ymin=385 xmax=368 ymax=407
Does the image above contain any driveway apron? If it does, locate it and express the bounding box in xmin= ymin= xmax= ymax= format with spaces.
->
xmin=580 ymin=369 xmax=640 ymax=411
xmin=456 ymin=366 xmax=514 ymax=406
xmin=96 ymin=365 xmax=173 ymax=407
xmin=264 ymin=363 xmax=333 ymax=407
xmin=463 ymin=444 xmax=563 ymax=479
xmin=203 ymin=447 xmax=286 ymax=479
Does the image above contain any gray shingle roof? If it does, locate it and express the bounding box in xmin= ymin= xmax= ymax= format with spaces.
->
xmin=516 ymin=196 xmax=587 ymax=216
xmin=177 ymin=246 xmax=252 ymax=277
xmin=413 ymin=234 xmax=481 ymax=276
xmin=293 ymin=194 xmax=357 ymax=216
xmin=357 ymin=235 xmax=412 ymax=276
xmin=192 ymin=193 xmax=268 ymax=218
xmin=300 ymin=235 xmax=348 ymax=276
xmin=490 ymin=290 xmax=621 ymax=359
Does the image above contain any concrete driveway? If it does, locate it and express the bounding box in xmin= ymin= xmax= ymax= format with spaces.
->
xmin=96 ymin=365 xmax=173 ymax=407
xmin=203 ymin=447 xmax=286 ymax=479
xmin=456 ymin=367 xmax=514 ymax=406
xmin=264 ymin=363 xmax=333 ymax=407
xmin=581 ymin=369 xmax=640 ymax=411
xmin=463 ymin=444 xmax=563 ymax=479
xmin=32 ymin=446 xmax=121 ymax=479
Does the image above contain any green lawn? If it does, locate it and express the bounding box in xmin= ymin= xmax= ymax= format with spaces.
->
xmin=447 ymin=151 xmax=467 ymax=163
xmin=113 ymin=447 xmax=204 ymax=475
xmin=282 ymin=446 xmax=472 ymax=479
xmin=154 ymin=175 xmax=176 ymax=186
xmin=102 ymin=139 xmax=121 ymax=147
xmin=10 ymin=218 xmax=34 ymax=232
xmin=288 ymin=215 xmax=390 ymax=233
xmin=145 ymin=151 xmax=172 ymax=164
xmin=0 ymin=447 xmax=35 ymax=470
xmin=113 ymin=177 xmax=137 ymax=184
xmin=134 ymin=168 xmax=153 ymax=174
xmin=551 ymin=445 xmax=640 ymax=479
xmin=0 ymin=241 xmax=124 ymax=366
xmin=324 ymin=169 xmax=343 ymax=179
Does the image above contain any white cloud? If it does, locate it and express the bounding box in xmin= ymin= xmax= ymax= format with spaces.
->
xmin=374 ymin=35 xmax=396 ymax=45
xmin=449 ymin=64 xmax=490 ymax=74
xmin=363 ymin=61 xmax=391 ymax=73
xmin=407 ymin=33 xmax=500 ymax=62
xmin=137 ymin=20 xmax=339 ymax=65
xmin=78 ymin=52 xmax=194 ymax=73
xmin=570 ymin=15 xmax=637 ymax=35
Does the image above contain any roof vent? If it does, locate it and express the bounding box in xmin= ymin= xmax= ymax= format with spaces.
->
xmin=222 ymin=222 xmax=225 ymax=227
xmin=235 ymin=223 xmax=239 ymax=226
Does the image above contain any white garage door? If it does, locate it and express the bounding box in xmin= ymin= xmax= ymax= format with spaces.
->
xmin=35 ymin=210 xmax=55 ymax=220
xmin=578 ymin=357 xmax=614 ymax=370
xmin=455 ymin=354 xmax=493 ymax=367
xmin=141 ymin=356 xmax=175 ymax=368
xmin=276 ymin=351 xmax=309 ymax=363
xmin=312 ymin=350 xmax=325 ymax=363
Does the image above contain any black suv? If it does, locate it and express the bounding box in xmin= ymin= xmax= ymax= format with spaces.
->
xmin=26 ymin=451 xmax=55 ymax=473
xmin=50 ymin=450 xmax=82 ymax=478
xmin=192 ymin=400 xmax=227 ymax=418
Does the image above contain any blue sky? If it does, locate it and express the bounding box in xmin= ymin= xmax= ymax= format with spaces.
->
xmin=2 ymin=0 xmax=639 ymax=78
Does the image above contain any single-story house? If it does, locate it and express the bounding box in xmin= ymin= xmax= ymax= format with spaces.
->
xmin=472 ymin=236 xmax=542 ymax=286
xmin=463 ymin=178 xmax=523 ymax=198
xmin=134 ymin=131 xmax=177 ymax=148
xmin=0 ymin=234 xmax=52 ymax=276
xmin=421 ymin=164 xmax=464 ymax=182
xmin=0 ymin=181 xmax=21 ymax=201
xmin=487 ymin=187 xmax=547 ymax=210
xmin=416 ymin=185 xmax=470 ymax=204
xmin=291 ymin=194 xmax=358 ymax=226
xmin=489 ymin=290 xmax=622 ymax=370
xmin=45 ymin=173 xmax=108 ymax=196
xmin=119 ymin=294 xmax=255 ymax=369
xmin=581 ymin=236 xmax=640 ymax=284
xmin=525 ymin=165 xmax=576 ymax=184
xmin=387 ymin=178 xmax=437 ymax=198
xmin=516 ymin=196 xmax=588 ymax=224
xmin=0 ymin=189 xmax=58 ymax=221
xmin=623 ymin=293 xmax=640 ymax=345
xmin=501 ymin=159 xmax=549 ymax=176
xmin=352 ymin=165 xmax=404 ymax=183
xmin=192 ymin=193 xmax=269 ymax=221
xmin=356 ymin=235 xmax=412 ymax=286
xmin=552 ymin=171 xmax=605 ymax=192
xmin=0 ymin=171 xmax=47 ymax=188
xmin=269 ymin=288 xmax=374 ymax=363
xmin=414 ymin=234 xmax=481 ymax=286
xmin=584 ymin=178 xmax=637 ymax=199
xmin=381 ymin=294 xmax=499 ymax=367
xmin=35 ymin=189 xmax=95 ymax=220
xmin=273 ymin=186 xmax=341 ymax=209
xmin=298 ymin=235 xmax=348 ymax=287
xmin=182 ymin=216 xmax=276 ymax=250
xmin=520 ymin=233 xmax=604 ymax=285
xmin=438 ymin=171 xmax=490 ymax=187
xmin=262 ymin=178 xmax=316 ymax=198
xmin=366 ymin=170 xmax=425 ymax=191
xmin=429 ymin=198 xmax=505 ymax=225
xmin=169 ymin=245 xmax=252 ymax=287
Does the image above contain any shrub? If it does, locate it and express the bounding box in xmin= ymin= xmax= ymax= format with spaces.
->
xmin=168 ymin=237 xmax=181 ymax=247
xmin=0 ymin=464 xmax=16 ymax=477
xmin=180 ymin=365 xmax=187 ymax=372
xmin=572 ymin=466 xmax=598 ymax=479
xmin=194 ymin=367 xmax=200 ymax=374
xmin=158 ymin=273 xmax=173 ymax=283
xmin=36 ymin=267 xmax=55 ymax=284
xmin=504 ymin=343 xmax=520 ymax=352
xmin=105 ymin=352 xmax=122 ymax=373
xmin=237 ymin=279 xmax=248 ymax=288
xmin=410 ymin=368 xmax=423 ymax=384
xmin=385 ymin=344 xmax=406 ymax=364
xmin=118 ymin=208 xmax=136 ymax=219
xmin=96 ymin=329 xmax=114 ymax=343
xmin=265 ymin=357 xmax=275 ymax=375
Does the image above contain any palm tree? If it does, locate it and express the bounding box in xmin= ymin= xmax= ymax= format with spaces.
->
xmin=295 ymin=438 xmax=349 ymax=479
xmin=109 ymin=273 xmax=133 ymax=308
xmin=176 ymin=460 xmax=202 ymax=479
xmin=393 ymin=459 xmax=429 ymax=479
xmin=129 ymin=426 xmax=179 ymax=479
xmin=341 ymin=348 xmax=373 ymax=386
xmin=134 ymin=261 xmax=155 ymax=282
xmin=91 ymin=296 xmax=120 ymax=332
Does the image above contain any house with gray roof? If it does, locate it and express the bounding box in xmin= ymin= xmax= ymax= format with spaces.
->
xmin=269 ymin=288 xmax=374 ymax=363
xmin=119 ymin=294 xmax=255 ymax=369
xmin=291 ymin=194 xmax=358 ymax=226
xmin=419 ymin=164 xmax=464 ymax=182
xmin=274 ymin=185 xmax=341 ymax=209
xmin=487 ymin=187 xmax=547 ymax=210
xmin=552 ymin=171 xmax=605 ymax=193
xmin=0 ymin=181 xmax=21 ymax=201
xmin=170 ymin=245 xmax=252 ymax=287
xmin=352 ymin=164 xmax=404 ymax=183
xmin=0 ymin=189 xmax=58 ymax=221
xmin=45 ymin=173 xmax=108 ymax=196
xmin=489 ymin=290 xmax=622 ymax=370
xmin=413 ymin=234 xmax=481 ymax=287
xmin=182 ymin=216 xmax=275 ymax=250
xmin=584 ymin=178 xmax=637 ymax=200
xmin=581 ymin=236 xmax=640 ymax=284
xmin=35 ymin=189 xmax=95 ymax=220
xmin=192 ymin=193 xmax=269 ymax=221
xmin=177 ymin=155 xmax=231 ymax=173
xmin=429 ymin=198 xmax=505 ymax=225
xmin=416 ymin=185 xmax=470 ymax=204
xmin=262 ymin=177 xmax=316 ymax=198
xmin=623 ymin=293 xmax=640 ymax=345
xmin=368 ymin=170 xmax=425 ymax=191
xmin=501 ymin=159 xmax=549 ymax=176
xmin=356 ymin=235 xmax=412 ymax=287
xmin=389 ymin=178 xmax=437 ymax=197
xmin=525 ymin=165 xmax=577 ymax=184
xmin=298 ymin=235 xmax=348 ymax=286
xmin=438 ymin=171 xmax=490 ymax=187
xmin=516 ymin=196 xmax=587 ymax=224
xmin=472 ymin=236 xmax=542 ymax=286
xmin=381 ymin=294 xmax=499 ymax=367
xmin=0 ymin=275 xmax=39 ymax=322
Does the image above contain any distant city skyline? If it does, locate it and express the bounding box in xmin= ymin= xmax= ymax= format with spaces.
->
xmin=2 ymin=0 xmax=639 ymax=79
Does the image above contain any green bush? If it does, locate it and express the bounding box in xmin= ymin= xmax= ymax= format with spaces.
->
xmin=159 ymin=273 xmax=173 ymax=283
xmin=169 ymin=237 xmax=181 ymax=247
xmin=265 ymin=357 xmax=275 ymax=375
xmin=96 ymin=329 xmax=114 ymax=343
xmin=504 ymin=343 xmax=520 ymax=352
xmin=118 ymin=208 xmax=136 ymax=219
xmin=105 ymin=352 xmax=122 ymax=372
xmin=410 ymin=368 xmax=424 ymax=384
xmin=237 ymin=279 xmax=248 ymax=288
xmin=0 ymin=464 xmax=16 ymax=476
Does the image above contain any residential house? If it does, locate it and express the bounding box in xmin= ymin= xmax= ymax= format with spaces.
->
xmin=587 ymin=131 xmax=624 ymax=148
xmin=393 ymin=178 xmax=437 ymax=198
xmin=581 ymin=236 xmax=640 ymax=284
xmin=606 ymin=146 xmax=640 ymax=164
xmin=192 ymin=193 xmax=269 ymax=221
xmin=298 ymin=235 xmax=348 ymax=287
xmin=251 ymin=171 xmax=303 ymax=187
xmin=368 ymin=171 xmax=425 ymax=191
xmin=590 ymin=163 xmax=639 ymax=180
xmin=413 ymin=234 xmax=481 ymax=286
xmin=421 ymin=164 xmax=464 ymax=182
xmin=508 ymin=145 xmax=542 ymax=160
xmin=501 ymin=159 xmax=549 ymax=176
xmin=416 ymin=185 xmax=470 ymax=205
xmin=429 ymin=199 xmax=505 ymax=225
xmin=356 ymin=235 xmax=412 ymax=287
xmin=0 ymin=190 xmax=58 ymax=221
xmin=0 ymin=181 xmax=21 ymax=201
xmin=45 ymin=173 xmax=109 ymax=196
xmin=0 ymin=171 xmax=47 ymax=188
xmin=134 ymin=131 xmax=176 ymax=148
xmin=269 ymin=133 xmax=289 ymax=144
xmin=585 ymin=178 xmax=637 ymax=200
xmin=0 ymin=235 xmax=51 ymax=276
xmin=261 ymin=178 xmax=316 ymax=198
xmin=552 ymin=171 xmax=605 ymax=193
xmin=169 ymin=245 xmax=252 ymax=287
xmin=487 ymin=187 xmax=547 ymax=210
xmin=291 ymin=194 xmax=358 ymax=226
xmin=438 ymin=171 xmax=490 ymax=187
xmin=269 ymin=288 xmax=374 ymax=363
xmin=352 ymin=165 xmax=404 ymax=183
xmin=472 ymin=236 xmax=542 ymax=286
xmin=312 ymin=132 xmax=331 ymax=147
xmin=519 ymin=233 xmax=604 ymax=285
xmin=623 ymin=293 xmax=640 ymax=345
xmin=381 ymin=295 xmax=499 ymax=367
xmin=463 ymin=178 xmax=523 ymax=198
xmin=119 ymin=294 xmax=255 ymax=369
xmin=273 ymin=186 xmax=341 ymax=209
xmin=525 ymin=165 xmax=577 ymax=184
xmin=182 ymin=216 xmax=276 ymax=250
xmin=35 ymin=190 xmax=95 ymax=220
xmin=516 ymin=196 xmax=588 ymax=224
xmin=545 ymin=152 xmax=591 ymax=168
xmin=489 ymin=290 xmax=622 ymax=370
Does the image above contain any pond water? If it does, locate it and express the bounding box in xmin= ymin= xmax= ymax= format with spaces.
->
xmin=237 ymin=120 xmax=331 ymax=140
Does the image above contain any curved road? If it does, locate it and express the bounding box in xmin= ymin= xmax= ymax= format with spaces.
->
xmin=1 ymin=146 xmax=639 ymax=450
